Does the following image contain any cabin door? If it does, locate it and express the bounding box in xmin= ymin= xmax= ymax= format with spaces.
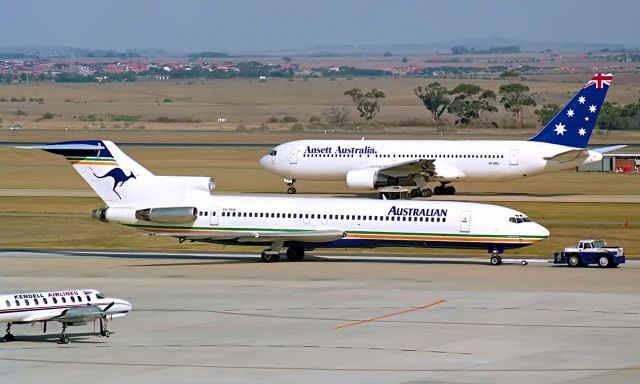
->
xmin=289 ymin=149 xmax=299 ymax=164
xmin=460 ymin=211 xmax=471 ymax=233
xmin=509 ymin=149 xmax=519 ymax=166
xmin=210 ymin=206 xmax=219 ymax=226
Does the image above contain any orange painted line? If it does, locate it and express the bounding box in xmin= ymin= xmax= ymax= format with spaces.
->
xmin=334 ymin=299 xmax=446 ymax=330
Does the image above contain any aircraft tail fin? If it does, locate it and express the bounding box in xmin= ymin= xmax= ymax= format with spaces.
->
xmin=529 ymin=73 xmax=613 ymax=148
xmin=20 ymin=140 xmax=154 ymax=206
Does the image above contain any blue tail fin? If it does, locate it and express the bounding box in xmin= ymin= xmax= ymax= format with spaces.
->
xmin=529 ymin=73 xmax=613 ymax=148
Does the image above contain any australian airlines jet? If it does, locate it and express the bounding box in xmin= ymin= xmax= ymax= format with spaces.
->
xmin=0 ymin=289 xmax=132 ymax=344
xmin=22 ymin=140 xmax=548 ymax=265
xmin=260 ymin=74 xmax=623 ymax=197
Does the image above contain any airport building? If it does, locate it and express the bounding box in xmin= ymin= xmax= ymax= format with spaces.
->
xmin=578 ymin=153 xmax=640 ymax=172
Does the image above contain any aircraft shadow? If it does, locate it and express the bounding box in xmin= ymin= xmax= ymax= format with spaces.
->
xmin=2 ymin=331 xmax=113 ymax=344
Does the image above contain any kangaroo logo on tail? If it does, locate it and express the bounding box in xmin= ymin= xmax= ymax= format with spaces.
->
xmin=93 ymin=168 xmax=136 ymax=199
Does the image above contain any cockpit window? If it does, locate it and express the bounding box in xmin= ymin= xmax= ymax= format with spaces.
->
xmin=96 ymin=293 xmax=105 ymax=299
xmin=269 ymin=150 xmax=277 ymax=156
xmin=509 ymin=214 xmax=532 ymax=224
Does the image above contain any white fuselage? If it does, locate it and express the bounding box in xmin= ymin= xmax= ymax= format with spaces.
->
xmin=0 ymin=289 xmax=132 ymax=324
xmin=105 ymin=194 xmax=549 ymax=252
xmin=260 ymin=139 xmax=603 ymax=184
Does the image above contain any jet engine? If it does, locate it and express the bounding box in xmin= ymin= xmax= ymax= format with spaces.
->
xmin=345 ymin=168 xmax=413 ymax=190
xmin=135 ymin=207 xmax=198 ymax=224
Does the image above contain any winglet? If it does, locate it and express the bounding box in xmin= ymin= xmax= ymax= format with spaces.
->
xmin=529 ymin=73 xmax=613 ymax=148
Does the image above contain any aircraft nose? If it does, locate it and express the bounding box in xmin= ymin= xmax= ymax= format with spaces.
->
xmin=535 ymin=223 xmax=550 ymax=241
xmin=259 ymin=154 xmax=274 ymax=169
xmin=120 ymin=299 xmax=133 ymax=312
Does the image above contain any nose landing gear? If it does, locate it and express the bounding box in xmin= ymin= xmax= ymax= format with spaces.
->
xmin=284 ymin=178 xmax=297 ymax=194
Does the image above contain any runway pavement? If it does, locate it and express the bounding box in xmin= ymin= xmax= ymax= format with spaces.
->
xmin=0 ymin=250 xmax=639 ymax=384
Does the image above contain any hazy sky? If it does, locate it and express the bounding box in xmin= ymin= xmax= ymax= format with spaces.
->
xmin=2 ymin=0 xmax=639 ymax=52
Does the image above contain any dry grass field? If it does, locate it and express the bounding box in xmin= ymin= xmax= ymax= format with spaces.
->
xmin=1 ymin=75 xmax=640 ymax=145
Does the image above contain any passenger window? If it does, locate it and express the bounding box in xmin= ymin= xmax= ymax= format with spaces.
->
xmin=34 ymin=299 xmax=39 ymax=305
xmin=61 ymin=297 xmax=66 ymax=303
xmin=5 ymin=300 xmax=9 ymax=307
xmin=15 ymin=300 xmax=19 ymax=306
xmin=53 ymin=297 xmax=58 ymax=304
xmin=205 ymin=211 xmax=209 ymax=216
xmin=86 ymin=295 xmax=91 ymax=302
xmin=78 ymin=296 xmax=83 ymax=303
xmin=25 ymin=299 xmax=29 ymax=306
xmin=442 ymin=218 xmax=446 ymax=223
xmin=43 ymin=298 xmax=48 ymax=305
xmin=70 ymin=296 xmax=75 ymax=303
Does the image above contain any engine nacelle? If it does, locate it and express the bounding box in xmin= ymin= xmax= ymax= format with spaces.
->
xmin=92 ymin=206 xmax=198 ymax=224
xmin=346 ymin=168 xmax=403 ymax=190
xmin=135 ymin=207 xmax=198 ymax=224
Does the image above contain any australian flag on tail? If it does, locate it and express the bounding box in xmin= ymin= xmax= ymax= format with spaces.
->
xmin=529 ymin=73 xmax=613 ymax=148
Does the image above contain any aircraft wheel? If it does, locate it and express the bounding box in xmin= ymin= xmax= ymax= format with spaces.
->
xmin=286 ymin=247 xmax=305 ymax=261
xmin=420 ymin=188 xmax=433 ymax=197
xmin=433 ymin=186 xmax=443 ymax=195
xmin=101 ymin=330 xmax=110 ymax=338
xmin=3 ymin=334 xmax=15 ymax=342
xmin=597 ymin=254 xmax=611 ymax=268
xmin=287 ymin=187 xmax=297 ymax=194
xmin=410 ymin=189 xmax=420 ymax=198
xmin=490 ymin=255 xmax=502 ymax=266
xmin=59 ymin=336 xmax=70 ymax=345
xmin=261 ymin=251 xmax=280 ymax=263
xmin=445 ymin=186 xmax=456 ymax=195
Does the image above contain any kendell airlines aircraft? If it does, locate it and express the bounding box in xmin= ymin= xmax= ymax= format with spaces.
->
xmin=23 ymin=141 xmax=548 ymax=265
xmin=260 ymin=74 xmax=623 ymax=197
xmin=0 ymin=289 xmax=132 ymax=344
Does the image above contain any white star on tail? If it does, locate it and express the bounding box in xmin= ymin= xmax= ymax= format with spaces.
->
xmin=554 ymin=122 xmax=567 ymax=135
xmin=567 ymin=109 xmax=575 ymax=117
xmin=585 ymin=117 xmax=590 ymax=121
xmin=589 ymin=105 xmax=597 ymax=113
xmin=578 ymin=127 xmax=586 ymax=136
xmin=578 ymin=96 xmax=586 ymax=104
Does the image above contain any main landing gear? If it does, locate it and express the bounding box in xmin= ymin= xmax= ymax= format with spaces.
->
xmin=3 ymin=323 xmax=15 ymax=342
xmin=59 ymin=323 xmax=70 ymax=344
xmin=261 ymin=244 xmax=305 ymax=263
xmin=433 ymin=183 xmax=456 ymax=196
xmin=410 ymin=187 xmax=433 ymax=198
xmin=284 ymin=178 xmax=297 ymax=194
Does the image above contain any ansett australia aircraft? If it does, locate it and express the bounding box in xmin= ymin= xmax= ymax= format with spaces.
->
xmin=260 ymin=73 xmax=623 ymax=197
xmin=24 ymin=141 xmax=548 ymax=264
xmin=0 ymin=289 xmax=132 ymax=344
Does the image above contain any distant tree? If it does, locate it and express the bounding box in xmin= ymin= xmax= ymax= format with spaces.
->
xmin=597 ymin=101 xmax=640 ymax=131
xmin=323 ymin=106 xmax=351 ymax=126
xmin=282 ymin=56 xmax=292 ymax=63
xmin=534 ymin=103 xmax=560 ymax=126
xmin=344 ymin=88 xmax=386 ymax=121
xmin=499 ymin=70 xmax=520 ymax=80
xmin=499 ymin=83 xmax=537 ymax=125
xmin=383 ymin=51 xmax=393 ymax=57
xmin=414 ymin=82 xmax=450 ymax=122
xmin=447 ymin=84 xmax=497 ymax=125
xmin=401 ymin=56 xmax=409 ymax=63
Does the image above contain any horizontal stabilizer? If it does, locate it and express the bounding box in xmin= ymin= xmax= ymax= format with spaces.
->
xmin=592 ymin=145 xmax=627 ymax=154
xmin=16 ymin=143 xmax=105 ymax=151
xmin=543 ymin=149 xmax=589 ymax=162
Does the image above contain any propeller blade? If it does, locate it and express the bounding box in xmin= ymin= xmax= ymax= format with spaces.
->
xmin=102 ymin=302 xmax=115 ymax=312
xmin=43 ymin=321 xmax=47 ymax=333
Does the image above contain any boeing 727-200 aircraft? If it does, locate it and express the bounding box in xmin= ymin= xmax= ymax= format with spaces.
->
xmin=0 ymin=289 xmax=132 ymax=344
xmin=22 ymin=140 xmax=548 ymax=265
xmin=260 ymin=73 xmax=623 ymax=197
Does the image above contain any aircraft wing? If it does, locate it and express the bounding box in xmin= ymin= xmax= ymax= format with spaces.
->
xmin=148 ymin=229 xmax=346 ymax=243
xmin=49 ymin=305 xmax=109 ymax=323
xmin=376 ymin=158 xmax=464 ymax=180
xmin=544 ymin=149 xmax=590 ymax=162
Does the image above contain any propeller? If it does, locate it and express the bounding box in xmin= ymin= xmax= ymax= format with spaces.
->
xmin=102 ymin=302 xmax=115 ymax=313
xmin=43 ymin=321 xmax=47 ymax=333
